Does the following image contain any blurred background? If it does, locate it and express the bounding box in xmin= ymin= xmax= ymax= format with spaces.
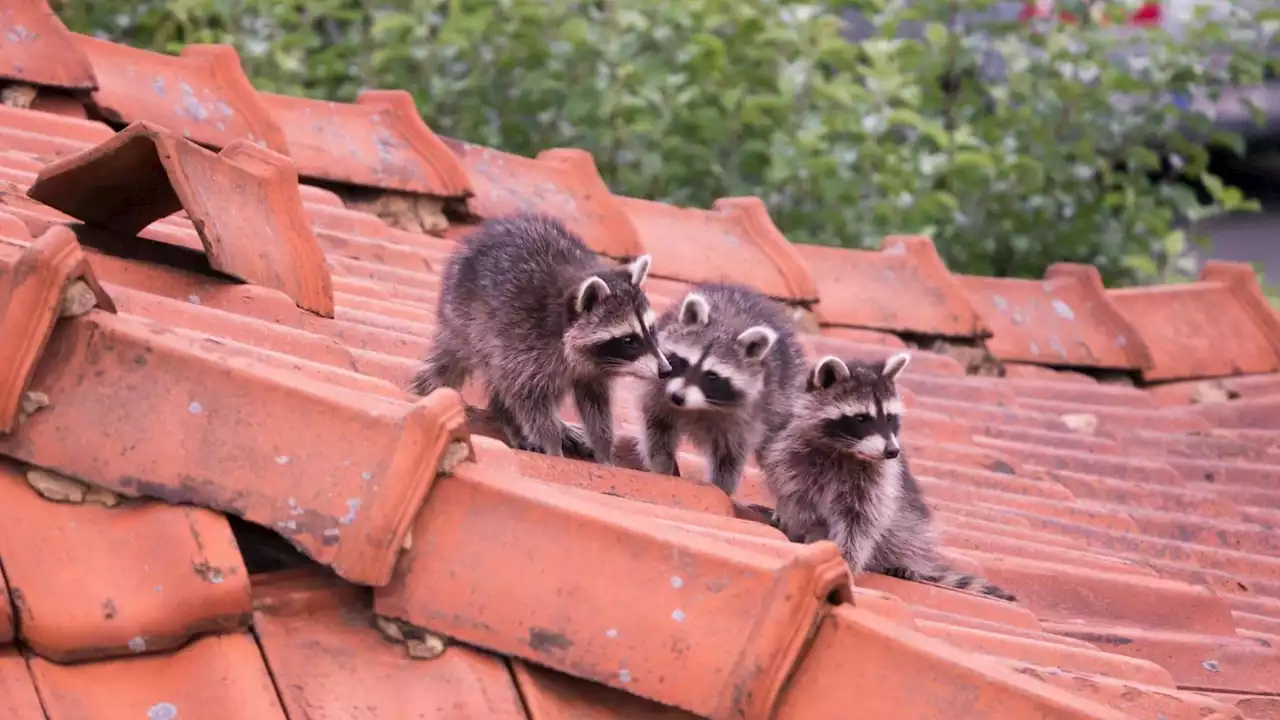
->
xmin=52 ymin=0 xmax=1280 ymax=298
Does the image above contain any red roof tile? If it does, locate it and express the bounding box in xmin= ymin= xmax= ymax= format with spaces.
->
xmin=2 ymin=3 xmax=1280 ymax=716
xmin=0 ymin=2 xmax=95 ymax=92
xmin=800 ymin=234 xmax=989 ymax=338
xmin=259 ymin=89 xmax=473 ymax=197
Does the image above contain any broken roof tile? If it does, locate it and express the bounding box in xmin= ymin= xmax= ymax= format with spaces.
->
xmin=252 ymin=570 xmax=528 ymax=719
xmin=0 ymin=0 xmax=98 ymax=92
xmin=27 ymin=121 xmax=336 ymax=316
xmin=1108 ymin=261 xmax=1280 ymax=382
xmin=28 ymin=631 xmax=288 ymax=719
xmin=445 ymin=140 xmax=644 ymax=258
xmin=619 ymin=195 xmax=819 ymax=303
xmin=800 ymin=235 xmax=989 ymax=338
xmin=74 ymin=34 xmax=287 ymax=153
xmin=0 ymin=221 xmax=113 ymax=432
xmin=375 ymin=461 xmax=849 ymax=719
xmin=958 ymin=263 xmax=1154 ymax=371
xmin=260 ymin=89 xmax=472 ymax=197
xmin=0 ymin=309 xmax=470 ymax=586
xmin=0 ymin=460 xmax=251 ymax=662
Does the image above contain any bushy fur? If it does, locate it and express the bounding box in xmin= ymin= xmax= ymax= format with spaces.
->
xmin=761 ymin=352 xmax=1018 ymax=603
xmin=641 ymin=282 xmax=804 ymax=496
xmin=410 ymin=213 xmax=669 ymax=463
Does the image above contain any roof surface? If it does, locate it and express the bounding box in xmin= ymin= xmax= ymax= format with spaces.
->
xmin=1 ymin=2 xmax=1280 ymax=718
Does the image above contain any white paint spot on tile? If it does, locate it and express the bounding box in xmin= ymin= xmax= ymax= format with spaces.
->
xmin=672 ymin=609 xmax=686 ymax=623
xmin=1051 ymin=299 xmax=1075 ymax=320
xmin=339 ymin=498 xmax=361 ymax=525
xmin=147 ymin=702 xmax=178 ymax=720
xmin=992 ymin=295 xmax=1009 ymax=312
xmin=1202 ymin=659 xmax=1220 ymax=672
xmin=605 ymin=628 xmax=618 ymax=639
xmin=361 ymin=471 xmax=373 ymax=481
xmin=618 ymin=669 xmax=632 ymax=683
xmin=669 ymin=576 xmax=684 ymax=589
xmin=153 ymin=585 xmax=163 ymax=594
xmin=187 ymin=401 xmax=202 ymax=415
xmin=1029 ymin=341 xmax=1040 ymax=356
xmin=128 ymin=636 xmax=147 ymax=653
xmin=323 ymin=528 xmax=341 ymax=540
xmin=277 ymin=519 xmax=297 ymax=531
xmin=186 ymin=295 xmax=201 ymax=305
xmin=276 ymin=456 xmax=290 ymax=465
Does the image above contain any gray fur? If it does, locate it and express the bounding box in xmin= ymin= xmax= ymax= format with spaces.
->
xmin=410 ymin=212 xmax=669 ymax=463
xmin=761 ymin=353 xmax=1018 ymax=603
xmin=641 ymin=282 xmax=805 ymax=496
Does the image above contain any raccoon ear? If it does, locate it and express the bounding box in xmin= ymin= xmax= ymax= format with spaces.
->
xmin=626 ymin=254 xmax=652 ymax=286
xmin=737 ymin=325 xmax=777 ymax=362
xmin=881 ymin=352 xmax=911 ymax=381
xmin=679 ymin=292 xmax=711 ymax=327
xmin=574 ymin=276 xmax=612 ymax=315
xmin=811 ymin=355 xmax=850 ymax=390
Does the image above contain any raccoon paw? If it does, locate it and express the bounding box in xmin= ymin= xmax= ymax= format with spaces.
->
xmin=560 ymin=423 xmax=599 ymax=462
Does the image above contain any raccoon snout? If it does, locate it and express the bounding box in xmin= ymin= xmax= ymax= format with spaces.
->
xmin=669 ymin=389 xmax=686 ymax=407
xmin=658 ymin=363 xmax=674 ymax=380
xmin=883 ymin=446 xmax=900 ymax=460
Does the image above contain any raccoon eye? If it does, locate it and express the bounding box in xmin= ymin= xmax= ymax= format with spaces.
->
xmin=852 ymin=413 xmax=872 ymax=424
xmin=704 ymin=370 xmax=723 ymax=383
xmin=619 ymin=333 xmax=640 ymax=347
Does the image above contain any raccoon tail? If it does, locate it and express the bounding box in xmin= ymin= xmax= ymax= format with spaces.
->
xmin=887 ymin=566 xmax=1019 ymax=603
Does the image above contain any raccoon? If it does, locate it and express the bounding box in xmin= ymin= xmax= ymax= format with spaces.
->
xmin=641 ymin=282 xmax=804 ymax=496
xmin=409 ymin=212 xmax=671 ymax=463
xmin=761 ymin=352 xmax=1018 ymax=603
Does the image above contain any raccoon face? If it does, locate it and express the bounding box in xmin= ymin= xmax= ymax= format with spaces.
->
xmin=564 ymin=254 xmax=671 ymax=379
xmin=802 ymin=352 xmax=910 ymax=461
xmin=657 ymin=292 xmax=778 ymax=411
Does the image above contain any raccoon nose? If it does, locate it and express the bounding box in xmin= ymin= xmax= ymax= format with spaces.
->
xmin=658 ymin=364 xmax=673 ymax=380
xmin=883 ymin=447 xmax=900 ymax=460
xmin=669 ymin=390 xmax=686 ymax=407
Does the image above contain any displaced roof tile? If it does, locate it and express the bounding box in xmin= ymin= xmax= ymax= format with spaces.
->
xmin=800 ymin=235 xmax=989 ymax=338
xmin=28 ymin=631 xmax=288 ymax=718
xmin=252 ymin=571 xmax=528 ymax=719
xmin=74 ymin=34 xmax=287 ymax=153
xmin=375 ymin=461 xmax=849 ymax=719
xmin=0 ymin=0 xmax=97 ymax=91
xmin=0 ymin=309 xmax=470 ymax=586
xmin=1108 ymin=261 xmax=1280 ymax=381
xmin=445 ymin=140 xmax=644 ymax=258
xmin=619 ymin=195 xmax=819 ymax=302
xmin=0 ymin=461 xmax=251 ymax=662
xmin=958 ymin=263 xmax=1154 ymax=371
xmin=260 ymin=89 xmax=472 ymax=197
xmin=28 ymin=121 xmax=336 ymax=316
xmin=0 ymin=221 xmax=113 ymax=432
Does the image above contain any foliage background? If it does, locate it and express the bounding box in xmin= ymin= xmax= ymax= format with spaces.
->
xmin=54 ymin=0 xmax=1278 ymax=287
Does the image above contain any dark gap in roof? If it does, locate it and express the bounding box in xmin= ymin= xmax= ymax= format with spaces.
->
xmin=69 ymin=223 xmax=239 ymax=283
xmin=309 ymin=177 xmax=477 ymax=231
xmin=899 ymin=331 xmax=1005 ymax=377
xmin=226 ymin=514 xmax=319 ymax=575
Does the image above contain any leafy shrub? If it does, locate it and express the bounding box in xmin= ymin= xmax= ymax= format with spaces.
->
xmin=55 ymin=0 xmax=1277 ymax=284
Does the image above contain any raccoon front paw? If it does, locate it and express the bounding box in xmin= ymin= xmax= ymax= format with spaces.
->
xmin=560 ymin=424 xmax=599 ymax=462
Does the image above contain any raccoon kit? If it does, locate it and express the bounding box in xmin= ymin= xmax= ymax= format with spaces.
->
xmin=762 ymin=352 xmax=1018 ymax=602
xmin=410 ymin=212 xmax=670 ymax=463
xmin=641 ymin=282 xmax=804 ymax=496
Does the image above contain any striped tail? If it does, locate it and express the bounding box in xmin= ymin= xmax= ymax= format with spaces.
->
xmin=920 ymin=568 xmax=1018 ymax=603
xmin=886 ymin=566 xmax=1018 ymax=603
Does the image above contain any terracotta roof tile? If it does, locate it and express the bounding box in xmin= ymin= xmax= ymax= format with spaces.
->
xmin=27 ymin=120 xmax=336 ymax=315
xmin=957 ymin=263 xmax=1154 ymax=371
xmin=259 ymin=89 xmax=473 ymax=197
xmin=799 ymin=235 xmax=989 ymax=337
xmin=0 ymin=1 xmax=96 ymax=91
xmin=444 ymin=139 xmax=645 ymax=258
xmin=619 ymin=194 xmax=819 ymax=302
xmin=4 ymin=5 xmax=1280 ymax=715
xmin=73 ymin=33 xmax=287 ymax=153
